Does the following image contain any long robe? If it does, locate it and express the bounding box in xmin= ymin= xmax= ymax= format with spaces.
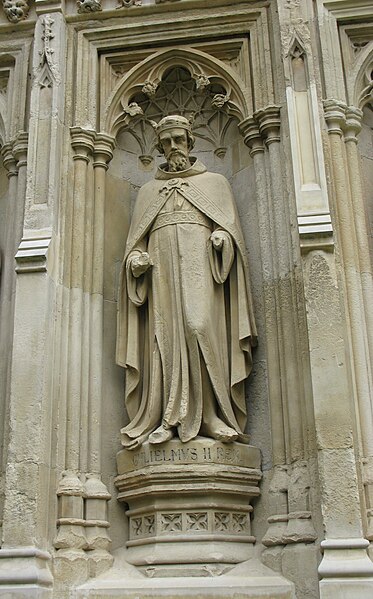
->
xmin=116 ymin=159 xmax=257 ymax=448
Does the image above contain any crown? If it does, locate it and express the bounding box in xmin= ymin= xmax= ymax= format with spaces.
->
xmin=152 ymin=115 xmax=192 ymax=135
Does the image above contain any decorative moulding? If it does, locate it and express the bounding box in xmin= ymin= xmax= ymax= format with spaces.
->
xmin=105 ymin=47 xmax=250 ymax=136
xmin=33 ymin=15 xmax=61 ymax=88
xmin=15 ymin=235 xmax=51 ymax=273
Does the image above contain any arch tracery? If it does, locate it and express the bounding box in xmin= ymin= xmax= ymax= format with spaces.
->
xmin=352 ymin=44 xmax=373 ymax=109
xmin=103 ymin=46 xmax=252 ymax=141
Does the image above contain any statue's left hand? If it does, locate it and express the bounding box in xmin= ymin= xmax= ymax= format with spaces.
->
xmin=129 ymin=252 xmax=152 ymax=278
xmin=210 ymin=230 xmax=228 ymax=252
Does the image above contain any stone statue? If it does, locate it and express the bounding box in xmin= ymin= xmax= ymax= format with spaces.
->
xmin=116 ymin=115 xmax=257 ymax=449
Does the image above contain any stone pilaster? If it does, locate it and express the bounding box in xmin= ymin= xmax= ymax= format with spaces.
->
xmin=239 ymin=107 xmax=318 ymax=573
xmin=307 ymin=98 xmax=373 ymax=597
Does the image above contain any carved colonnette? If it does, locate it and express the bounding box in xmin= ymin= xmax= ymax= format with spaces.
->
xmin=239 ymin=107 xmax=318 ymax=572
xmin=323 ymin=97 xmax=373 ymax=538
xmin=285 ymin=2 xmax=373 ymax=595
xmin=54 ymin=127 xmax=115 ymax=582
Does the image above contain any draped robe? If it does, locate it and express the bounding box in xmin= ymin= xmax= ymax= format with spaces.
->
xmin=116 ymin=159 xmax=257 ymax=448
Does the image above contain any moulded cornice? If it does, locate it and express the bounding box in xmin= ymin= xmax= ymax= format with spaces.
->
xmin=65 ymin=0 xmax=264 ymax=25
xmin=322 ymin=0 xmax=373 ymax=20
xmin=15 ymin=235 xmax=52 ymax=273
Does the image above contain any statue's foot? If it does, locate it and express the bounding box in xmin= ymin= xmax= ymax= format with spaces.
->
xmin=148 ymin=425 xmax=174 ymax=445
xmin=201 ymin=418 xmax=238 ymax=443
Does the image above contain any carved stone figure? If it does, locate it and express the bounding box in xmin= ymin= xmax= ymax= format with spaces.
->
xmin=77 ymin=0 xmax=102 ymax=13
xmin=116 ymin=115 xmax=257 ymax=450
xmin=3 ymin=0 xmax=29 ymax=23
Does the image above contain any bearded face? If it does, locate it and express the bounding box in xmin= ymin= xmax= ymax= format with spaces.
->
xmin=158 ymin=128 xmax=191 ymax=172
xmin=167 ymin=150 xmax=189 ymax=172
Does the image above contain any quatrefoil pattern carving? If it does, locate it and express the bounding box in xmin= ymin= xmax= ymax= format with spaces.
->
xmin=186 ymin=512 xmax=208 ymax=531
xmin=161 ymin=513 xmax=182 ymax=532
xmin=143 ymin=515 xmax=155 ymax=535
xmin=215 ymin=512 xmax=230 ymax=532
xmin=129 ymin=510 xmax=250 ymax=540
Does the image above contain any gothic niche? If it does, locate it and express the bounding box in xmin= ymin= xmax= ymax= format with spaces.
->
xmin=110 ymin=63 xmax=262 ymax=576
xmin=117 ymin=65 xmax=239 ymax=172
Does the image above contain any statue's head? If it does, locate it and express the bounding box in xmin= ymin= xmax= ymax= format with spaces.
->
xmin=155 ymin=115 xmax=195 ymax=172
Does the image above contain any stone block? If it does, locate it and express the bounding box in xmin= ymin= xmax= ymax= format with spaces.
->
xmin=115 ymin=439 xmax=261 ymax=576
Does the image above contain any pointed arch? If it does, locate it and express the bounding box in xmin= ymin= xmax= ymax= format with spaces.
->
xmin=103 ymin=46 xmax=252 ymax=137
xmin=352 ymin=43 xmax=373 ymax=109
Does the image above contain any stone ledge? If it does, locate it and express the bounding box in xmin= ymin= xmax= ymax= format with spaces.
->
xmin=76 ymin=552 xmax=296 ymax=598
xmin=115 ymin=439 xmax=262 ymax=575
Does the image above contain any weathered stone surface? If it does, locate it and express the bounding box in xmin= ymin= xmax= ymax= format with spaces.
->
xmin=116 ymin=439 xmax=261 ymax=575
xmin=1 ymin=1 xmax=373 ymax=598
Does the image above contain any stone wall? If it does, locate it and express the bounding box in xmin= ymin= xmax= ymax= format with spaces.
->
xmin=0 ymin=1 xmax=373 ymax=597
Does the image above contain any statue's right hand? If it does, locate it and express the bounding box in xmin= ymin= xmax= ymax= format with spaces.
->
xmin=129 ymin=252 xmax=152 ymax=278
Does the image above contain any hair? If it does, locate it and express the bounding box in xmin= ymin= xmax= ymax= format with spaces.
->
xmin=156 ymin=129 xmax=195 ymax=155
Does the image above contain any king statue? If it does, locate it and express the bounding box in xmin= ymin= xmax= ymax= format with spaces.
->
xmin=116 ymin=115 xmax=257 ymax=450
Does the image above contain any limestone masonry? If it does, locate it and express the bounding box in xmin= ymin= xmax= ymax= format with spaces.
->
xmin=0 ymin=1 xmax=373 ymax=598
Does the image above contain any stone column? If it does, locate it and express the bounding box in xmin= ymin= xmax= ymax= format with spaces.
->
xmin=83 ymin=134 xmax=115 ymax=577
xmin=312 ymin=99 xmax=373 ymax=597
xmin=239 ymin=108 xmax=317 ymax=585
xmin=0 ymin=143 xmax=19 ymax=546
xmin=238 ymin=117 xmax=286 ymax=469
xmin=53 ymin=129 xmax=95 ymax=572
xmin=54 ymin=130 xmax=115 ymax=584
xmin=343 ymin=106 xmax=373 ymax=544
xmin=324 ymin=101 xmax=373 ymax=541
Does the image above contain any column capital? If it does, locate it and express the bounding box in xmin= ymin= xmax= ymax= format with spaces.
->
xmin=344 ymin=106 xmax=363 ymax=144
xmin=323 ymin=99 xmax=347 ymax=135
xmin=238 ymin=117 xmax=265 ymax=156
xmin=255 ymin=105 xmax=281 ymax=146
xmin=1 ymin=142 xmax=18 ymax=178
xmin=93 ymin=133 xmax=116 ymax=169
xmin=70 ymin=127 xmax=96 ymax=161
xmin=56 ymin=470 xmax=84 ymax=497
xmin=12 ymin=131 xmax=28 ymax=168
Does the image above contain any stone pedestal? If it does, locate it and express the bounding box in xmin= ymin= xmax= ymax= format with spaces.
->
xmin=115 ymin=439 xmax=261 ymax=577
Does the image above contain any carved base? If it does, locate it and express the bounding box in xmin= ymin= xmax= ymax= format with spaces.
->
xmin=115 ymin=438 xmax=261 ymax=576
